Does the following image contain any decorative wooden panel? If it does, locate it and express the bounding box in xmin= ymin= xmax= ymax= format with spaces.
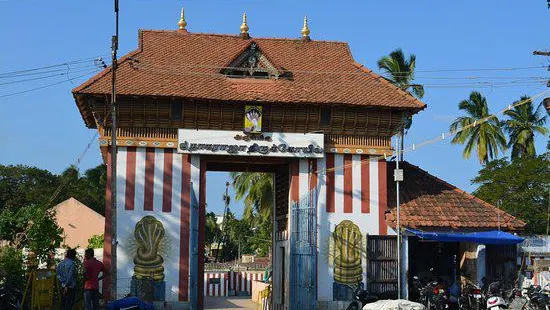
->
xmin=91 ymin=95 xmax=403 ymax=139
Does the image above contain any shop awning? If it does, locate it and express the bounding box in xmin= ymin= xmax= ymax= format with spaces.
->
xmin=406 ymin=229 xmax=524 ymax=245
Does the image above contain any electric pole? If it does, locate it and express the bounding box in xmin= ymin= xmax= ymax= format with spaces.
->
xmin=394 ymin=136 xmax=403 ymax=302
xmin=110 ymin=0 xmax=119 ymax=300
xmin=215 ymin=182 xmax=231 ymax=263
xmin=533 ymin=50 xmax=550 ymax=87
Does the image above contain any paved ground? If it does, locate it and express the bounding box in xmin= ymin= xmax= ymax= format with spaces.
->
xmin=204 ymin=296 xmax=257 ymax=310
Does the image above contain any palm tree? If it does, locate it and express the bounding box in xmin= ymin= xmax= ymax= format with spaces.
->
xmin=503 ymin=96 xmax=548 ymax=160
xmin=450 ymin=91 xmax=507 ymax=164
xmin=230 ymin=172 xmax=273 ymax=221
xmin=377 ymin=49 xmax=425 ymax=160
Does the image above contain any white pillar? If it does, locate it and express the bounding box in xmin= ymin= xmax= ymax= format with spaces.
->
xmin=401 ymin=235 xmax=409 ymax=300
xmin=476 ymin=244 xmax=486 ymax=287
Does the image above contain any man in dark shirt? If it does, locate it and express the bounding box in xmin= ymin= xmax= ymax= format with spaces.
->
xmin=56 ymin=248 xmax=77 ymax=310
xmin=83 ymin=248 xmax=106 ymax=310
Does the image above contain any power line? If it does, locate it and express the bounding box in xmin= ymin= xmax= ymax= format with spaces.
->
xmin=310 ymin=88 xmax=550 ymax=176
xmin=48 ymin=131 xmax=100 ymax=204
xmin=0 ymin=63 xmax=101 ymax=79
xmin=0 ymin=67 xmax=99 ymax=86
xmin=0 ymin=69 xmax=99 ymax=99
xmin=0 ymin=55 xmax=108 ymax=77
xmin=134 ymin=64 xmax=548 ymax=89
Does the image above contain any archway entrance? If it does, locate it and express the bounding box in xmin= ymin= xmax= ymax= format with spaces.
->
xmin=199 ymin=156 xmax=293 ymax=310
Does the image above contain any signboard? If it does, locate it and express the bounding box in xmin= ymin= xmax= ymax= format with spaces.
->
xmin=178 ymin=129 xmax=324 ymax=158
xmin=244 ymin=105 xmax=262 ymax=133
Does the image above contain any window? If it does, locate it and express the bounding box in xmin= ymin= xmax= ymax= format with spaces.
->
xmin=170 ymin=102 xmax=183 ymax=121
xmin=320 ymin=107 xmax=331 ymax=126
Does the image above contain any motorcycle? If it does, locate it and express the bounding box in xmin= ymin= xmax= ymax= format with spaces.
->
xmin=459 ymin=283 xmax=484 ymax=310
xmin=523 ymin=285 xmax=550 ymax=310
xmin=413 ymin=275 xmax=450 ymax=310
xmin=345 ymin=282 xmax=379 ymax=310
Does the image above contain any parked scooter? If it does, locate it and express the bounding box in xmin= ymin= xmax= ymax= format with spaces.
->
xmin=485 ymin=281 xmax=507 ymax=310
xmin=345 ymin=282 xmax=379 ymax=310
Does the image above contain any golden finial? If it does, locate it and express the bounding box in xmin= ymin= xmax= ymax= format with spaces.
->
xmin=301 ymin=16 xmax=310 ymax=38
xmin=178 ymin=8 xmax=187 ymax=30
xmin=240 ymin=13 xmax=249 ymax=34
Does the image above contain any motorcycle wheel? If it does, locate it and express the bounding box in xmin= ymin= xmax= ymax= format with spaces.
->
xmin=345 ymin=302 xmax=360 ymax=310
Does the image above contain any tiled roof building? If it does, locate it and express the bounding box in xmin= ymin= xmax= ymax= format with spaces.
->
xmin=73 ymin=30 xmax=425 ymax=127
xmin=386 ymin=161 xmax=525 ymax=231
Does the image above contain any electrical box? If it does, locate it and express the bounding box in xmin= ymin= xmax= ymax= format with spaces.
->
xmin=394 ymin=169 xmax=404 ymax=182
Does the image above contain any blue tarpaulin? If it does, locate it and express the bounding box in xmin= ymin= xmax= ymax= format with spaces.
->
xmin=406 ymin=229 xmax=524 ymax=245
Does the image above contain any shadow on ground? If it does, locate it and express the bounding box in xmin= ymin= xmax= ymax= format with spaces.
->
xmin=205 ymin=296 xmax=257 ymax=310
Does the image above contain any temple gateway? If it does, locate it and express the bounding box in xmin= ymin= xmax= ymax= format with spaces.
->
xmin=72 ymin=9 xmax=524 ymax=310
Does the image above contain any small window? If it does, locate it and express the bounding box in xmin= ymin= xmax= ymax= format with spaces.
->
xmin=320 ymin=107 xmax=331 ymax=126
xmin=170 ymin=102 xmax=183 ymax=121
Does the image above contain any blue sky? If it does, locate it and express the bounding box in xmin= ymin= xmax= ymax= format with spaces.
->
xmin=1 ymin=1 xmax=548 ymax=217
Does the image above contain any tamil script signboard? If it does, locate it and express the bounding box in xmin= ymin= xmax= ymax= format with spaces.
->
xmin=177 ymin=129 xmax=324 ymax=158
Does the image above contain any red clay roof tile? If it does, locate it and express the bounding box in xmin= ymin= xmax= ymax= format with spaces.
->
xmin=385 ymin=161 xmax=525 ymax=231
xmin=73 ymin=30 xmax=427 ymax=111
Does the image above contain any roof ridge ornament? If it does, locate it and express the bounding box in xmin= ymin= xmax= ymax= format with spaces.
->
xmin=177 ymin=7 xmax=187 ymax=31
xmin=301 ymin=16 xmax=311 ymax=41
xmin=240 ymin=13 xmax=250 ymax=39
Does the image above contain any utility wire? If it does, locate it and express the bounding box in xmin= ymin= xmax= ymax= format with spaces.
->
xmin=0 ymin=67 xmax=99 ymax=86
xmin=0 ymin=64 xmax=100 ymax=79
xmin=48 ymin=131 xmax=100 ymax=204
xmin=0 ymin=55 xmax=108 ymax=77
xmin=132 ymin=61 xmax=547 ymax=75
xmin=302 ymin=88 xmax=550 ymax=177
xmin=133 ymin=62 xmax=548 ymax=89
xmin=0 ymin=69 xmax=99 ymax=99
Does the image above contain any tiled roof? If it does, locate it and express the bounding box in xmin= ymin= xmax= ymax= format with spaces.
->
xmin=73 ymin=30 xmax=426 ymax=110
xmin=385 ymin=161 xmax=525 ymax=231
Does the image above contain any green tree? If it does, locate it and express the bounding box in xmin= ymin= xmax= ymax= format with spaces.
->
xmin=0 ymin=247 xmax=25 ymax=290
xmin=230 ymin=172 xmax=273 ymax=256
xmin=87 ymin=234 xmax=105 ymax=248
xmin=450 ymin=91 xmax=507 ymax=164
xmin=503 ymin=96 xmax=548 ymax=160
xmin=377 ymin=48 xmax=425 ymax=160
xmin=0 ymin=204 xmax=63 ymax=262
xmin=205 ymin=212 xmax=221 ymax=248
xmin=230 ymin=172 xmax=273 ymax=220
xmin=0 ymin=164 xmax=107 ymax=215
xmin=472 ymin=154 xmax=549 ymax=234
xmin=0 ymin=165 xmax=60 ymax=212
xmin=58 ymin=164 xmax=107 ymax=215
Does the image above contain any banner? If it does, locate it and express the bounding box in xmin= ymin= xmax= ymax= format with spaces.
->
xmin=177 ymin=129 xmax=324 ymax=158
xmin=244 ymin=105 xmax=262 ymax=133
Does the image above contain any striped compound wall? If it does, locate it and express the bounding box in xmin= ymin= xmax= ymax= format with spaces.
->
xmin=103 ymin=147 xmax=200 ymax=302
xmin=204 ymin=271 xmax=265 ymax=297
xmin=103 ymin=147 xmax=390 ymax=305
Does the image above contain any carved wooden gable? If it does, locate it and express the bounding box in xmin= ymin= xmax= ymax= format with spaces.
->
xmin=222 ymin=42 xmax=282 ymax=79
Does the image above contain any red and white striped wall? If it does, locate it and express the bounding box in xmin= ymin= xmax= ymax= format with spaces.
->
xmin=229 ymin=271 xmax=265 ymax=295
xmin=103 ymin=147 xmax=200 ymax=302
xmin=204 ymin=272 xmax=229 ymax=297
xmin=288 ymin=155 xmax=389 ymax=302
xmin=203 ymin=271 xmax=265 ymax=297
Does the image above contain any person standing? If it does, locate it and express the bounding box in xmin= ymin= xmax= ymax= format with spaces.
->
xmin=83 ymin=248 xmax=106 ymax=310
xmin=56 ymin=248 xmax=77 ymax=310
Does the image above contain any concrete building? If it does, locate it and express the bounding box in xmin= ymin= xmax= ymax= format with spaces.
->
xmin=54 ymin=197 xmax=105 ymax=248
